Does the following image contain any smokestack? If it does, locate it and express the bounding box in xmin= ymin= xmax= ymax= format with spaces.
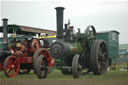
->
xmin=55 ymin=7 xmax=65 ymax=39
xmin=2 ymin=18 xmax=8 ymax=44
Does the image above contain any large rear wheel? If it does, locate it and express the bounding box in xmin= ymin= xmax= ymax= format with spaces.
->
xmin=33 ymin=48 xmax=50 ymax=70
xmin=90 ymin=40 xmax=108 ymax=75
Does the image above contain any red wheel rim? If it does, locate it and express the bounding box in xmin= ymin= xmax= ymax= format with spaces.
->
xmin=5 ymin=56 xmax=20 ymax=77
xmin=39 ymin=49 xmax=51 ymax=64
xmin=39 ymin=49 xmax=55 ymax=72
xmin=31 ymin=39 xmax=40 ymax=52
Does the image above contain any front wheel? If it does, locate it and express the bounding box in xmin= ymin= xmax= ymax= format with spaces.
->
xmin=4 ymin=56 xmax=20 ymax=77
xmin=35 ymin=55 xmax=48 ymax=79
xmin=72 ymin=54 xmax=82 ymax=79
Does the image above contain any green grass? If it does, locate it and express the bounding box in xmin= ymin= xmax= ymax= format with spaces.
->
xmin=0 ymin=64 xmax=128 ymax=80
xmin=0 ymin=69 xmax=128 ymax=80
xmin=0 ymin=66 xmax=128 ymax=85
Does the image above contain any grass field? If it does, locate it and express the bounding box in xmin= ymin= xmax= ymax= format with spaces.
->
xmin=0 ymin=69 xmax=128 ymax=80
xmin=0 ymin=64 xmax=128 ymax=85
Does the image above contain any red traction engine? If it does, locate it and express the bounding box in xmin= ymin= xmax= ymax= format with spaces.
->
xmin=0 ymin=19 xmax=55 ymax=78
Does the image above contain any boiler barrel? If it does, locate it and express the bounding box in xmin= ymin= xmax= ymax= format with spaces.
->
xmin=50 ymin=41 xmax=83 ymax=58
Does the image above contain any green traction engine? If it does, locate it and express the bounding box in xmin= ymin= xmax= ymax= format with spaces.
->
xmin=50 ymin=7 xmax=109 ymax=78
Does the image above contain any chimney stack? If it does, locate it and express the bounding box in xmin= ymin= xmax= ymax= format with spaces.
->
xmin=55 ymin=7 xmax=65 ymax=39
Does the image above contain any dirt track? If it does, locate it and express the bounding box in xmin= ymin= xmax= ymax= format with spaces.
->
xmin=0 ymin=68 xmax=128 ymax=85
xmin=0 ymin=79 xmax=128 ymax=85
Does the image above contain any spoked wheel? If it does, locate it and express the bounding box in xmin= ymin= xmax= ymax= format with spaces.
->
xmin=84 ymin=25 xmax=96 ymax=48
xmin=30 ymin=38 xmax=40 ymax=52
xmin=33 ymin=48 xmax=51 ymax=70
xmin=3 ymin=56 xmax=20 ymax=77
xmin=90 ymin=40 xmax=108 ymax=75
xmin=72 ymin=54 xmax=82 ymax=79
xmin=35 ymin=55 xmax=48 ymax=79
xmin=19 ymin=69 xmax=31 ymax=74
xmin=61 ymin=69 xmax=72 ymax=75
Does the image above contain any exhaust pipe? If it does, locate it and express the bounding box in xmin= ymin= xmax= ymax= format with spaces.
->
xmin=0 ymin=18 xmax=11 ymax=57
xmin=55 ymin=7 xmax=65 ymax=39
xmin=2 ymin=18 xmax=8 ymax=44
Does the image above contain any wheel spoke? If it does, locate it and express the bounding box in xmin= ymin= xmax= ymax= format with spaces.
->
xmin=6 ymin=65 xmax=11 ymax=71
xmin=102 ymin=53 xmax=106 ymax=61
xmin=13 ymin=60 xmax=17 ymax=65
xmin=98 ymin=63 xmax=103 ymax=72
xmin=101 ymin=44 xmax=104 ymax=49
xmin=7 ymin=64 xmax=11 ymax=68
xmin=44 ymin=52 xmax=47 ymax=56
xmin=14 ymin=68 xmax=17 ymax=72
xmin=39 ymin=51 xmax=43 ymax=55
xmin=14 ymin=64 xmax=18 ymax=68
xmin=9 ymin=58 xmax=13 ymax=64
xmin=12 ymin=69 xmax=15 ymax=76
xmin=102 ymin=52 xmax=106 ymax=57
xmin=101 ymin=61 xmax=106 ymax=65
xmin=98 ymin=49 xmax=106 ymax=61
xmin=10 ymin=70 xmax=13 ymax=76
xmin=99 ymin=48 xmax=102 ymax=52
xmin=40 ymin=59 xmax=43 ymax=64
xmin=7 ymin=68 xmax=11 ymax=73
xmin=98 ymin=50 xmax=102 ymax=57
xmin=98 ymin=59 xmax=106 ymax=71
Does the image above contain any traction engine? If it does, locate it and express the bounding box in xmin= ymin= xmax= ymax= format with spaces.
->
xmin=0 ymin=19 xmax=54 ymax=78
xmin=50 ymin=7 xmax=109 ymax=78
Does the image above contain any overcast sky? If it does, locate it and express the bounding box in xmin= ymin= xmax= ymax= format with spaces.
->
xmin=0 ymin=0 xmax=128 ymax=44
